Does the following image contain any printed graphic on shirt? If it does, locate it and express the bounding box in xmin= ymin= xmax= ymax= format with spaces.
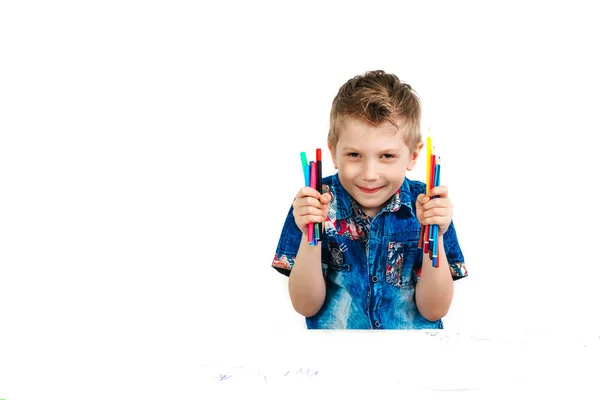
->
xmin=272 ymin=253 xmax=293 ymax=271
xmin=385 ymin=241 xmax=404 ymax=287
xmin=327 ymin=241 xmax=350 ymax=271
xmin=414 ymin=265 xmax=422 ymax=279
xmin=334 ymin=219 xmax=368 ymax=241
xmin=450 ymin=261 xmax=468 ymax=279
xmin=322 ymin=184 xmax=370 ymax=242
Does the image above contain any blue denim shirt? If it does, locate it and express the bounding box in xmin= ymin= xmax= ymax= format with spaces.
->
xmin=272 ymin=173 xmax=468 ymax=329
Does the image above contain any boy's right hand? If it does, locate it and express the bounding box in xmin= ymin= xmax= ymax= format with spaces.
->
xmin=292 ymin=187 xmax=331 ymax=236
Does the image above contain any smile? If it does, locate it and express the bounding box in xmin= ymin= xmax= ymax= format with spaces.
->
xmin=358 ymin=186 xmax=382 ymax=194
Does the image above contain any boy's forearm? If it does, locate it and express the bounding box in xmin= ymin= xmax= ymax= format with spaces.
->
xmin=415 ymin=235 xmax=454 ymax=321
xmin=288 ymin=233 xmax=326 ymax=317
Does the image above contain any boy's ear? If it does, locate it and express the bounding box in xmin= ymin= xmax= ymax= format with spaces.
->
xmin=406 ymin=141 xmax=423 ymax=171
xmin=328 ymin=141 xmax=338 ymax=169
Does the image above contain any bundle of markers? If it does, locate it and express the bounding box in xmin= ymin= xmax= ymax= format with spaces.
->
xmin=418 ymin=137 xmax=441 ymax=267
xmin=300 ymin=149 xmax=323 ymax=246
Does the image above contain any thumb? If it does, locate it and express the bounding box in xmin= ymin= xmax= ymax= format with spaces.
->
xmin=320 ymin=192 xmax=332 ymax=205
xmin=416 ymin=193 xmax=429 ymax=206
xmin=320 ymin=194 xmax=331 ymax=219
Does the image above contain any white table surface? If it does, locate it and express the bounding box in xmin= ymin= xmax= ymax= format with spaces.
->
xmin=200 ymin=329 xmax=600 ymax=399
xmin=1 ymin=329 xmax=598 ymax=400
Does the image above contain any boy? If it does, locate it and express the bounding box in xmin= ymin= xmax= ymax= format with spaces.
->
xmin=272 ymin=70 xmax=468 ymax=329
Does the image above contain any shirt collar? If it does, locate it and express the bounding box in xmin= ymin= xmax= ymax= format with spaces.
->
xmin=331 ymin=173 xmax=414 ymax=220
xmin=386 ymin=178 xmax=414 ymax=214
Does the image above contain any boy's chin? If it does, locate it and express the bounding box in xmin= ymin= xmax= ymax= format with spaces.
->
xmin=353 ymin=194 xmax=387 ymax=208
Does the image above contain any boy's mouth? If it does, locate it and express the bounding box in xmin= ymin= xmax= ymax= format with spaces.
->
xmin=357 ymin=186 xmax=383 ymax=194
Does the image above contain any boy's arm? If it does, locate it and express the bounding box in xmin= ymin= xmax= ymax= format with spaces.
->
xmin=414 ymin=235 xmax=454 ymax=321
xmin=288 ymin=233 xmax=326 ymax=317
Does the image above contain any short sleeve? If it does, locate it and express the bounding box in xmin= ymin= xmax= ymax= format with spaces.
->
xmin=272 ymin=204 xmax=330 ymax=277
xmin=411 ymin=219 xmax=468 ymax=282
xmin=271 ymin=204 xmax=302 ymax=276
xmin=442 ymin=220 xmax=468 ymax=280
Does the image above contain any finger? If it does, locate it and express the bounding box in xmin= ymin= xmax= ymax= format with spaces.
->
xmin=423 ymin=207 xmax=450 ymax=219
xmin=422 ymin=198 xmax=451 ymax=210
xmin=295 ymin=205 xmax=327 ymax=218
xmin=294 ymin=209 xmax=327 ymax=228
xmin=296 ymin=186 xmax=322 ymax=200
xmin=294 ymin=195 xmax=324 ymax=209
xmin=422 ymin=216 xmax=450 ymax=227
xmin=298 ymin=214 xmax=326 ymax=227
xmin=417 ymin=194 xmax=430 ymax=205
xmin=320 ymin=193 xmax=332 ymax=205
xmin=428 ymin=185 xmax=448 ymax=198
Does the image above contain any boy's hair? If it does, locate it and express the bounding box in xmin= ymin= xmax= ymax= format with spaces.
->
xmin=328 ymin=70 xmax=422 ymax=152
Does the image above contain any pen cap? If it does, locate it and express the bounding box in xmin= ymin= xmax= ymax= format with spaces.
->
xmin=300 ymin=152 xmax=308 ymax=167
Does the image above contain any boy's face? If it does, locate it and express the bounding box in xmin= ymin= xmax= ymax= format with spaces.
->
xmin=329 ymin=117 xmax=422 ymax=218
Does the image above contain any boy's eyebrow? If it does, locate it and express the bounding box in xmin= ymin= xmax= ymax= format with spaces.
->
xmin=340 ymin=146 xmax=401 ymax=153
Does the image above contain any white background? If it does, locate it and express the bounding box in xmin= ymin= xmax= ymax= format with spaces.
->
xmin=1 ymin=1 xmax=599 ymax=399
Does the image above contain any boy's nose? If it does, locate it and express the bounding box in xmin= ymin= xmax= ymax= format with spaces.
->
xmin=361 ymin=161 xmax=379 ymax=181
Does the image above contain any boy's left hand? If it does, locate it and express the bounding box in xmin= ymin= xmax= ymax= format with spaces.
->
xmin=416 ymin=185 xmax=453 ymax=236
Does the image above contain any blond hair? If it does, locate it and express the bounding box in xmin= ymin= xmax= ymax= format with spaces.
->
xmin=328 ymin=70 xmax=422 ymax=152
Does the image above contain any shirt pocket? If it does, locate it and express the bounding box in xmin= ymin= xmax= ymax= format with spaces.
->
xmin=385 ymin=240 xmax=419 ymax=288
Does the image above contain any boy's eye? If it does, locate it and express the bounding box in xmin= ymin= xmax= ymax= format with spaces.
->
xmin=348 ymin=152 xmax=360 ymax=158
xmin=381 ymin=154 xmax=395 ymax=159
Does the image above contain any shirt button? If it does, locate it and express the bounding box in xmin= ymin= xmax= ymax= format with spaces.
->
xmin=374 ymin=321 xmax=381 ymax=328
xmin=371 ymin=275 xmax=378 ymax=283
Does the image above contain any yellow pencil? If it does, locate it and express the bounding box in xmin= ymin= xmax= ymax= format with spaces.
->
xmin=426 ymin=135 xmax=432 ymax=195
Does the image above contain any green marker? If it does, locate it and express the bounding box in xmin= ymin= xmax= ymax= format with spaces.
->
xmin=300 ymin=151 xmax=309 ymax=186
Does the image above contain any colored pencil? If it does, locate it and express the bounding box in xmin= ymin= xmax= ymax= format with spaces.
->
xmin=418 ymin=224 xmax=425 ymax=249
xmin=423 ymin=145 xmax=434 ymax=254
xmin=420 ymin=131 xmax=432 ymax=251
xmin=426 ymin=136 xmax=432 ymax=191
xmin=427 ymin=149 xmax=436 ymax=259
xmin=431 ymin=158 xmax=441 ymax=267
xmin=419 ymin=136 xmax=443 ymax=268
